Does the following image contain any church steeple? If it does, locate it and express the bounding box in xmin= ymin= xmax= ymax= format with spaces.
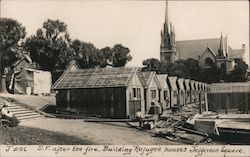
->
xmin=160 ymin=0 xmax=177 ymax=64
xmin=218 ymin=32 xmax=226 ymax=57
xmin=164 ymin=0 xmax=169 ymax=26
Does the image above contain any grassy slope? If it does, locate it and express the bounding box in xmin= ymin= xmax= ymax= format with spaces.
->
xmin=0 ymin=93 xmax=55 ymax=110
xmin=0 ymin=126 xmax=94 ymax=145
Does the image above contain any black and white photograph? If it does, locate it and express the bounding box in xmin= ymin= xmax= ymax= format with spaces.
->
xmin=0 ymin=0 xmax=249 ymax=156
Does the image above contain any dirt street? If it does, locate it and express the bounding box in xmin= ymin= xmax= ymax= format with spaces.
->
xmin=20 ymin=118 xmax=179 ymax=145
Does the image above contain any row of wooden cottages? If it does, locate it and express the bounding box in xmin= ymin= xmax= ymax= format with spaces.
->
xmin=52 ymin=62 xmax=211 ymax=119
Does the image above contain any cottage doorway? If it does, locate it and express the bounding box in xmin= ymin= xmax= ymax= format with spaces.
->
xmin=129 ymin=100 xmax=141 ymax=119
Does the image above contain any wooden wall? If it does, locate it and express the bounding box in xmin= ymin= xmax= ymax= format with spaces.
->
xmin=207 ymin=92 xmax=250 ymax=114
xmin=56 ymin=87 xmax=127 ymax=118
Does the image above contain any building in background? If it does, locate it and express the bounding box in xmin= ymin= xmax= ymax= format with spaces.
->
xmin=160 ymin=0 xmax=246 ymax=74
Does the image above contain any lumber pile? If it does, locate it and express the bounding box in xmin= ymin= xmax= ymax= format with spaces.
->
xmin=154 ymin=112 xmax=211 ymax=145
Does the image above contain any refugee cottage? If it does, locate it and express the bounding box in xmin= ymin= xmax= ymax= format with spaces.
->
xmin=167 ymin=76 xmax=178 ymax=108
xmin=157 ymin=74 xmax=170 ymax=110
xmin=52 ymin=66 xmax=145 ymax=119
xmin=184 ymin=79 xmax=191 ymax=105
xmin=201 ymin=83 xmax=206 ymax=102
xmin=190 ymin=80 xmax=196 ymax=103
xmin=194 ymin=81 xmax=200 ymax=103
xmin=138 ymin=71 xmax=160 ymax=114
xmin=177 ymin=78 xmax=185 ymax=107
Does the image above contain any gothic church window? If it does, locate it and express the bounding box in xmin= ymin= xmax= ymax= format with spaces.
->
xmin=205 ymin=57 xmax=214 ymax=67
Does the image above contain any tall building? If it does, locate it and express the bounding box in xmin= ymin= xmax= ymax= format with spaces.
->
xmin=160 ymin=0 xmax=246 ymax=74
xmin=160 ymin=0 xmax=177 ymax=64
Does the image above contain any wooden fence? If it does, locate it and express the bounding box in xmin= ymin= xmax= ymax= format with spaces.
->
xmin=208 ymin=82 xmax=250 ymax=114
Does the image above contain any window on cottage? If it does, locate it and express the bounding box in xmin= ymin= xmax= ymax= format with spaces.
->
xmin=163 ymin=90 xmax=168 ymax=99
xmin=132 ymin=88 xmax=141 ymax=100
xmin=173 ymin=91 xmax=178 ymax=97
xmin=137 ymin=88 xmax=141 ymax=99
xmin=151 ymin=90 xmax=157 ymax=99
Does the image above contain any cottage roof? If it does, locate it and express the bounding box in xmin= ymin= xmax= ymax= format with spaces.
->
xmin=201 ymin=83 xmax=205 ymax=90
xmin=167 ymin=76 xmax=177 ymax=90
xmin=52 ymin=67 xmax=139 ymax=89
xmin=156 ymin=74 xmax=169 ymax=90
xmin=194 ymin=81 xmax=199 ymax=90
xmin=138 ymin=71 xmax=161 ymax=89
xmin=190 ymin=80 xmax=195 ymax=90
xmin=177 ymin=78 xmax=185 ymax=90
xmin=137 ymin=71 xmax=152 ymax=88
xmin=198 ymin=82 xmax=203 ymax=90
xmin=184 ymin=79 xmax=190 ymax=90
xmin=176 ymin=37 xmax=234 ymax=60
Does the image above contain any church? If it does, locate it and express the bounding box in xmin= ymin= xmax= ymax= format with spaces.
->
xmin=160 ymin=0 xmax=246 ymax=74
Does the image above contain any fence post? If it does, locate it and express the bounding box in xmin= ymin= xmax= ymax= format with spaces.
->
xmin=246 ymin=92 xmax=249 ymax=114
xmin=199 ymin=92 xmax=202 ymax=114
xmin=205 ymin=92 xmax=208 ymax=112
xmin=225 ymin=93 xmax=229 ymax=114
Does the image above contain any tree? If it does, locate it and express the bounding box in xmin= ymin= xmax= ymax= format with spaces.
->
xmin=158 ymin=58 xmax=201 ymax=79
xmin=164 ymin=60 xmax=189 ymax=78
xmin=226 ymin=60 xmax=248 ymax=82
xmin=98 ymin=46 xmax=113 ymax=67
xmin=142 ymin=58 xmax=160 ymax=72
xmin=112 ymin=44 xmax=132 ymax=67
xmin=183 ymin=58 xmax=202 ymax=81
xmin=0 ymin=18 xmax=26 ymax=92
xmin=201 ymin=64 xmax=220 ymax=83
xmin=70 ymin=39 xmax=99 ymax=68
xmin=24 ymin=19 xmax=71 ymax=72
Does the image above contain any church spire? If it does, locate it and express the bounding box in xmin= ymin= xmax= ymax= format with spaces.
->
xmin=160 ymin=0 xmax=177 ymax=64
xmin=218 ymin=32 xmax=225 ymax=57
xmin=165 ymin=0 xmax=169 ymax=25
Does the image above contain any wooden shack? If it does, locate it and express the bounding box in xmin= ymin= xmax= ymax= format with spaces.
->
xmin=167 ymin=76 xmax=178 ymax=108
xmin=201 ymin=83 xmax=206 ymax=101
xmin=52 ymin=66 xmax=145 ymax=119
xmin=138 ymin=71 xmax=160 ymax=113
xmin=157 ymin=74 xmax=170 ymax=110
xmin=177 ymin=78 xmax=185 ymax=107
xmin=184 ymin=79 xmax=191 ymax=104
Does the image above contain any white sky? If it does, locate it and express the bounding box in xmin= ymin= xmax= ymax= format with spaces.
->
xmin=1 ymin=0 xmax=249 ymax=66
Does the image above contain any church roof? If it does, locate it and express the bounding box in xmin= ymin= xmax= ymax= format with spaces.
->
xmin=229 ymin=49 xmax=245 ymax=59
xmin=176 ymin=37 xmax=234 ymax=60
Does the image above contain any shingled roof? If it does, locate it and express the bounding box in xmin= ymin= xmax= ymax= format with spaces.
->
xmin=137 ymin=71 xmax=161 ymax=89
xmin=52 ymin=67 xmax=139 ymax=89
xmin=176 ymin=37 xmax=234 ymax=60
xmin=137 ymin=71 xmax=153 ymax=88
xmin=229 ymin=48 xmax=245 ymax=59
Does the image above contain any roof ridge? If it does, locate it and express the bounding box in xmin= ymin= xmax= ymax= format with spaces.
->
xmin=176 ymin=37 xmax=224 ymax=42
